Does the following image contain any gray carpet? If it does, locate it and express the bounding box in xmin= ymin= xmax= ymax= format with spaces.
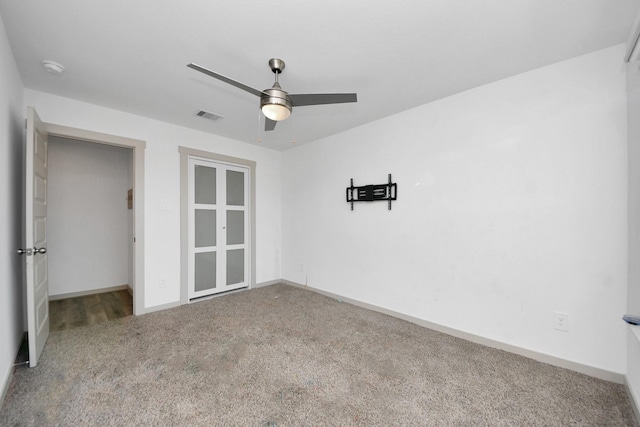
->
xmin=1 ymin=283 xmax=637 ymax=426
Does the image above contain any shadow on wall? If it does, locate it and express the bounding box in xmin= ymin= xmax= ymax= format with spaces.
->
xmin=9 ymin=108 xmax=25 ymax=331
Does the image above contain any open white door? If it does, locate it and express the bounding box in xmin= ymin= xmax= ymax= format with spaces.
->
xmin=22 ymin=107 xmax=50 ymax=367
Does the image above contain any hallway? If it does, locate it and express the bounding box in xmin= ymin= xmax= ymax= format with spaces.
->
xmin=49 ymin=290 xmax=133 ymax=331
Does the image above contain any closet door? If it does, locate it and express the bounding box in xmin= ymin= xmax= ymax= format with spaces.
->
xmin=188 ymin=158 xmax=249 ymax=299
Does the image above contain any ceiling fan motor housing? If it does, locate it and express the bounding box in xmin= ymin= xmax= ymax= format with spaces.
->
xmin=261 ymin=59 xmax=292 ymax=117
xmin=260 ymin=82 xmax=292 ymax=120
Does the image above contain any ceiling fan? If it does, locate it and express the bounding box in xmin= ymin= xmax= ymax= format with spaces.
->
xmin=187 ymin=58 xmax=357 ymax=131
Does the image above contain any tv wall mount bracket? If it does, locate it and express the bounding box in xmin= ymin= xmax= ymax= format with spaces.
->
xmin=346 ymin=174 xmax=397 ymax=210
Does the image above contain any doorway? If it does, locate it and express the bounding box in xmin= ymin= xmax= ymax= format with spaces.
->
xmin=24 ymin=108 xmax=146 ymax=367
xmin=47 ymin=136 xmax=133 ymax=300
xmin=42 ymin=121 xmax=146 ymax=316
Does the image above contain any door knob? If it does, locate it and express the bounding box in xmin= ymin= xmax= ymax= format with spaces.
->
xmin=34 ymin=247 xmax=47 ymax=254
xmin=17 ymin=248 xmax=33 ymax=256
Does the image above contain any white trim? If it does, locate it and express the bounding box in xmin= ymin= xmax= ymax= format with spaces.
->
xmin=624 ymin=376 xmax=640 ymax=424
xmin=628 ymin=326 xmax=640 ymax=420
xmin=42 ymin=122 xmax=145 ymax=316
xmin=0 ymin=332 xmax=27 ymax=408
xmin=280 ymin=279 xmax=625 ymax=384
xmin=188 ymin=286 xmax=249 ymax=304
xmin=135 ymin=300 xmax=180 ymax=315
xmin=49 ymin=285 xmax=131 ymax=301
xmin=0 ymin=363 xmax=12 ymax=411
xmin=630 ymin=324 xmax=640 ymax=344
xmin=253 ymin=279 xmax=281 ymax=289
xmin=141 ymin=280 xmax=276 ymax=313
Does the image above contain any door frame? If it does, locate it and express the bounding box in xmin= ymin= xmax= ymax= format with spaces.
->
xmin=44 ymin=122 xmax=146 ymax=315
xmin=179 ymin=146 xmax=256 ymax=304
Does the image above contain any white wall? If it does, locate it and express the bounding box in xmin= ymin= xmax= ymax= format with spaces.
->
xmin=626 ymin=56 xmax=640 ymax=409
xmin=0 ymin=13 xmax=24 ymax=399
xmin=282 ymin=45 xmax=628 ymax=375
xmin=24 ymin=89 xmax=282 ymax=309
xmin=47 ymin=136 xmax=132 ymax=296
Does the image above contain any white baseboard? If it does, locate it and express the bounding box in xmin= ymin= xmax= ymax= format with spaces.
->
xmin=1 ymin=332 xmax=27 ymax=410
xmin=624 ymin=376 xmax=640 ymax=423
xmin=136 ymin=300 xmax=181 ymax=316
xmin=0 ymin=363 xmax=11 ymax=412
xmin=49 ymin=284 xmax=130 ymax=301
xmin=280 ymin=279 xmax=625 ymax=384
xmin=141 ymin=281 xmax=278 ymax=315
xmin=253 ymin=279 xmax=281 ymax=289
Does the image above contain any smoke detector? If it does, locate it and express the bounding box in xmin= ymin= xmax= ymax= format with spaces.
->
xmin=42 ymin=60 xmax=64 ymax=75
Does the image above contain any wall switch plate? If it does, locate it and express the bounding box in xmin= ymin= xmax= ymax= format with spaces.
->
xmin=554 ymin=312 xmax=569 ymax=332
xmin=160 ymin=199 xmax=172 ymax=211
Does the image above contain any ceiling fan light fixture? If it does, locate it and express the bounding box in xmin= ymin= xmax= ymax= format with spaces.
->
xmin=260 ymin=88 xmax=292 ymax=121
xmin=261 ymin=103 xmax=291 ymax=121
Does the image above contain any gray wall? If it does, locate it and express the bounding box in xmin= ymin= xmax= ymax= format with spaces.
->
xmin=0 ymin=13 xmax=25 ymax=398
xmin=626 ymin=56 xmax=640 ymax=411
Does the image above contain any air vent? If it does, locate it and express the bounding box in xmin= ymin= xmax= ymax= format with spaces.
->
xmin=195 ymin=110 xmax=223 ymax=121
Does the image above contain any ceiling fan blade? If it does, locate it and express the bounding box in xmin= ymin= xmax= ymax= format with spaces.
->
xmin=289 ymin=93 xmax=357 ymax=107
xmin=187 ymin=63 xmax=263 ymax=97
xmin=265 ymin=118 xmax=277 ymax=131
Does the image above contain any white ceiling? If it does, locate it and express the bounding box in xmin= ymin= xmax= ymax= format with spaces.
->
xmin=1 ymin=0 xmax=638 ymax=151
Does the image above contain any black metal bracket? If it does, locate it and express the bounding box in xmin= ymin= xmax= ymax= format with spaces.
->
xmin=346 ymin=174 xmax=397 ymax=210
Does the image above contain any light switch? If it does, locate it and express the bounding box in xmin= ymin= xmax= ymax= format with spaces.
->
xmin=160 ymin=199 xmax=172 ymax=211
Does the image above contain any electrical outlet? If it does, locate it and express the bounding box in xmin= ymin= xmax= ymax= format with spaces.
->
xmin=159 ymin=276 xmax=166 ymax=288
xmin=553 ymin=312 xmax=569 ymax=332
xmin=301 ymin=263 xmax=306 ymax=273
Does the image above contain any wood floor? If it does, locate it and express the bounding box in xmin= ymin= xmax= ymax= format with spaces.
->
xmin=49 ymin=290 xmax=133 ymax=332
